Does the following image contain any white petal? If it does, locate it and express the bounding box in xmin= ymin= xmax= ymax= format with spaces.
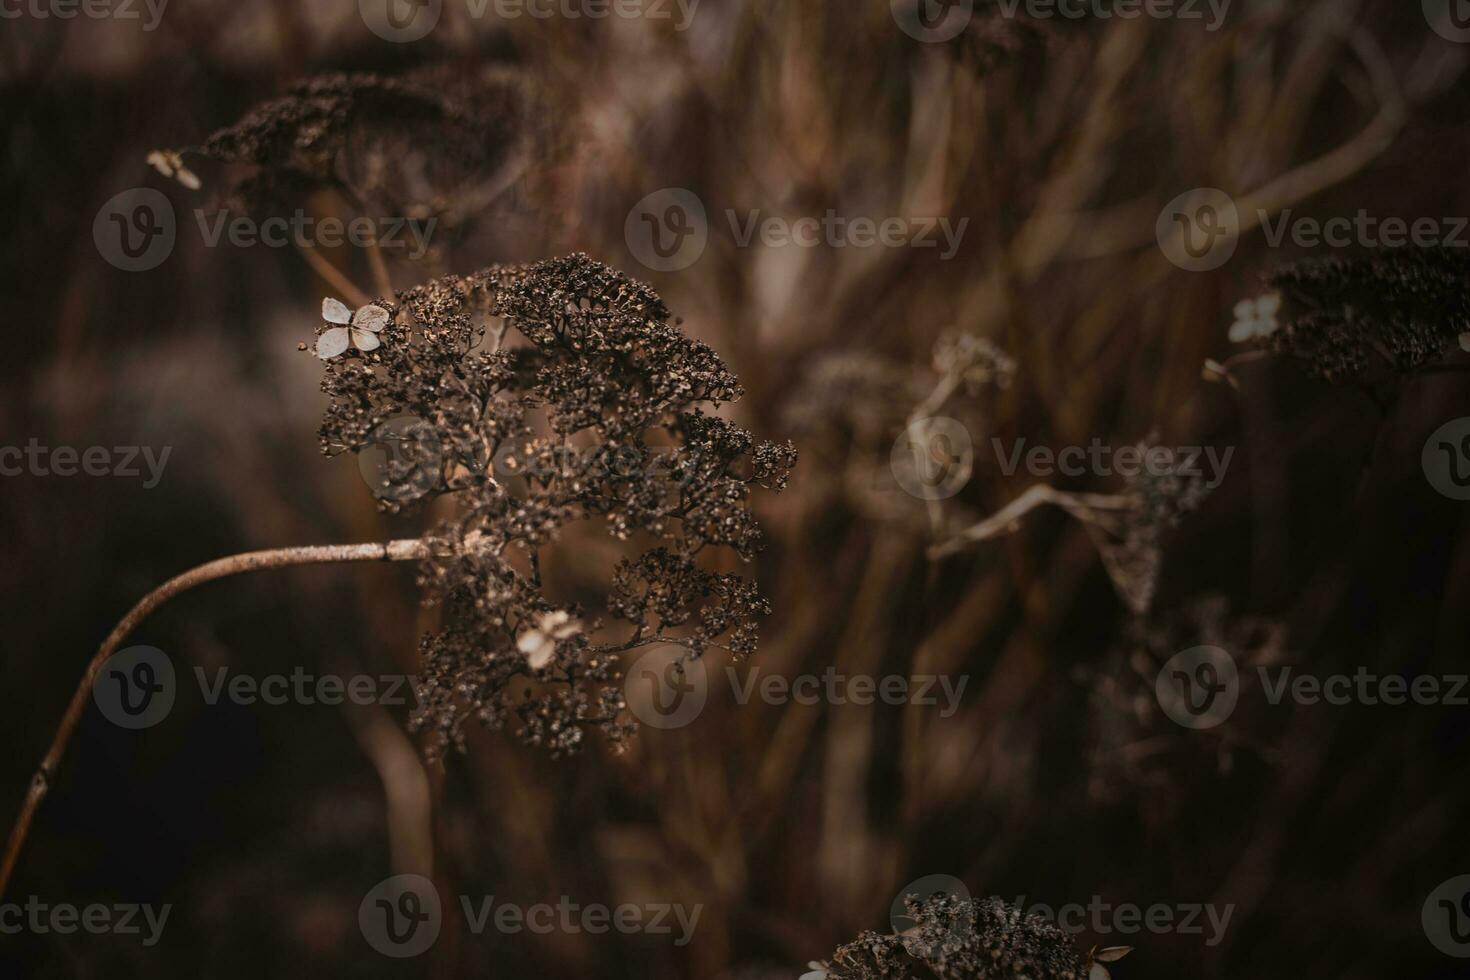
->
xmin=1228 ymin=319 xmax=1253 ymax=343
xmin=322 ymin=297 xmax=352 ymax=324
xmin=1258 ymin=316 xmax=1280 ymax=337
xmin=1459 ymin=332 xmax=1470 ymax=353
xmin=1232 ymin=299 xmax=1252 ymax=319
xmin=353 ymin=304 xmax=390 ymax=332
xmin=1257 ymin=292 xmax=1282 ymax=315
xmin=316 ymin=328 xmax=351 ymax=359
xmin=351 ymin=328 xmax=381 ymax=352
xmin=518 ymin=631 xmax=555 ymax=670
xmin=175 ymin=167 xmax=201 ymax=191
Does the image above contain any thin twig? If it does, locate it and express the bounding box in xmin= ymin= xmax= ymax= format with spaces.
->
xmin=0 ymin=538 xmax=433 ymax=900
xmin=928 ymin=484 xmax=1133 ymax=560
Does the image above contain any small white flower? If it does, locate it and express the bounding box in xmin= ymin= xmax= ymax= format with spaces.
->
xmin=1228 ymin=292 xmax=1281 ymax=343
xmin=1458 ymin=331 xmax=1470 ymax=354
xmin=516 ymin=610 xmax=582 ymax=670
xmin=317 ymin=297 xmax=390 ymax=359
xmin=145 ymin=149 xmax=201 ymax=191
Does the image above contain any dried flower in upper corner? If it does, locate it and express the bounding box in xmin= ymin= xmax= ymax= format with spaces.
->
xmin=814 ymin=894 xmax=1128 ymax=980
xmin=1254 ymin=246 xmax=1470 ymax=383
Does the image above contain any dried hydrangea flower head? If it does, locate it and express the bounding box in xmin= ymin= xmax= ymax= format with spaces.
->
xmin=314 ymin=253 xmax=796 ymax=758
xmin=1259 ymin=247 xmax=1470 ymax=384
xmin=815 ymin=894 xmax=1126 ymax=980
xmin=175 ymin=68 xmax=528 ymax=225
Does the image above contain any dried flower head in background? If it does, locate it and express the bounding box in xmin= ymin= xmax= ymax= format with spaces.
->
xmin=1088 ymin=441 xmax=1214 ymax=615
xmin=1261 ymin=247 xmax=1470 ymax=384
xmin=932 ymin=332 xmax=1017 ymax=394
xmin=186 ymin=68 xmax=531 ymax=228
xmin=816 ymin=894 xmax=1110 ymax=980
xmin=315 ymin=253 xmax=795 ymax=758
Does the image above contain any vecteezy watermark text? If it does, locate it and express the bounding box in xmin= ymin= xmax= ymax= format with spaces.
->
xmin=359 ymin=0 xmax=698 ymax=43
xmin=0 ymin=441 xmax=171 ymax=487
xmin=193 ymin=210 xmax=436 ymax=260
xmin=622 ymin=647 xmax=970 ymax=729
xmin=994 ymin=0 xmax=1229 ymax=30
xmin=1156 ymin=646 xmax=1469 ymax=729
xmin=358 ymin=874 xmax=701 ymax=958
xmin=0 ymin=897 xmax=171 ymax=946
xmin=0 ymin=0 xmax=168 ymax=30
xmin=991 ymin=437 xmax=1233 ymax=489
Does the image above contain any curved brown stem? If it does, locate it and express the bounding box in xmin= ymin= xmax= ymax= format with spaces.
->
xmin=0 ymin=538 xmax=433 ymax=900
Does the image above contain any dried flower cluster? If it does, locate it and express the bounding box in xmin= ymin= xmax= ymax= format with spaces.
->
xmin=816 ymin=894 xmax=1093 ymax=980
xmin=186 ymin=68 xmax=528 ymax=223
xmin=1260 ymin=247 xmax=1470 ymax=384
xmin=314 ymin=253 xmax=795 ymax=757
xmin=1090 ymin=442 xmax=1213 ymax=615
xmin=1089 ymin=594 xmax=1287 ymax=792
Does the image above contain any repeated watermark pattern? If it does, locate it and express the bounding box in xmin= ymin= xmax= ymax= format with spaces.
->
xmin=1423 ymin=418 xmax=1470 ymax=500
xmin=92 ymin=646 xmax=419 ymax=729
xmin=1156 ymin=646 xmax=1469 ymax=729
xmin=624 ymin=188 xmax=968 ymax=273
xmin=0 ymin=0 xmax=167 ymax=30
xmin=358 ymin=874 xmax=701 ymax=957
xmin=0 ymin=897 xmax=171 ymax=946
xmin=991 ymin=437 xmax=1233 ymax=488
xmin=622 ymin=647 xmax=969 ymax=729
xmin=993 ymin=0 xmax=1229 ymax=30
xmin=359 ymin=0 xmax=698 ymax=42
xmin=887 ymin=875 xmax=1232 ymax=949
xmin=0 ymin=441 xmax=171 ymax=487
xmin=94 ymin=190 xmax=437 ymax=271
xmin=1159 ymin=187 xmax=1470 ymax=272
xmin=1424 ymin=875 xmax=1470 ymax=957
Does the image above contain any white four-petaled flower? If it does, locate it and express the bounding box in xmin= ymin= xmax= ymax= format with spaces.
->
xmin=1228 ymin=293 xmax=1281 ymax=343
xmin=317 ymin=297 xmax=390 ymax=359
xmin=516 ymin=610 xmax=582 ymax=670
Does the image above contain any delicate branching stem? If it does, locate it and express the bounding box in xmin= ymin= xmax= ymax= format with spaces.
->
xmin=0 ymin=538 xmax=433 ymax=900
xmin=928 ymin=485 xmax=1133 ymax=560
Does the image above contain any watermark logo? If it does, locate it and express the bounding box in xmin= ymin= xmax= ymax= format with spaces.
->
xmin=360 ymin=874 xmax=442 ymax=957
xmin=890 ymin=0 xmax=973 ymax=43
xmin=891 ymin=875 xmax=972 ymax=957
xmin=1155 ymin=646 xmax=1238 ymax=729
xmin=92 ymin=645 xmax=175 ymax=730
xmin=94 ymin=188 xmax=175 ymax=272
xmin=1424 ymin=876 xmax=1470 ymax=957
xmin=360 ymin=416 xmax=445 ymax=502
xmin=193 ymin=210 xmax=436 ymax=260
xmin=624 ymin=646 xmax=708 ymax=729
xmin=1157 ymin=188 xmax=1239 ymax=272
xmin=625 ymin=188 xmax=708 ymax=273
xmin=1423 ymin=417 xmax=1470 ymax=501
xmin=1425 ymin=0 xmax=1470 ymax=43
xmin=0 ymin=0 xmax=169 ymax=30
xmin=360 ymin=0 xmax=442 ymax=41
xmin=890 ymin=417 xmax=974 ymax=500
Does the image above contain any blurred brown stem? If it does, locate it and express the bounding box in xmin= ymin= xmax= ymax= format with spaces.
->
xmin=0 ymin=538 xmax=433 ymax=900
